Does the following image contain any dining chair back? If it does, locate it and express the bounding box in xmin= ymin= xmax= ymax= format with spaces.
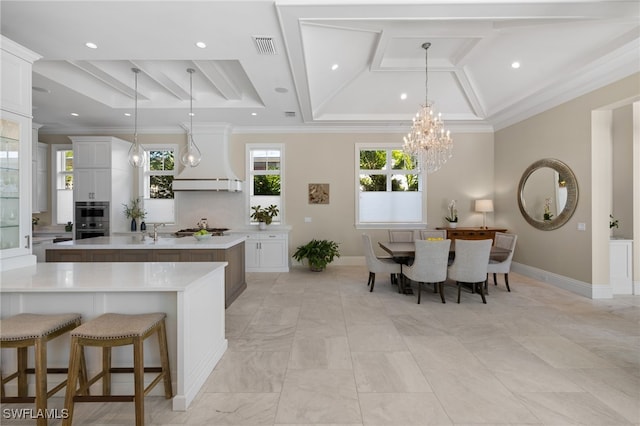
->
xmin=419 ymin=229 xmax=447 ymax=240
xmin=402 ymin=239 xmax=451 ymax=304
xmin=388 ymin=230 xmax=415 ymax=242
xmin=362 ymin=234 xmax=401 ymax=292
xmin=487 ymin=233 xmax=517 ymax=292
xmin=448 ymin=239 xmax=492 ymax=304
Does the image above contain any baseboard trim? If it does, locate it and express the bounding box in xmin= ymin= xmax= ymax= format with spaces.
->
xmin=511 ymin=262 xmax=612 ymax=299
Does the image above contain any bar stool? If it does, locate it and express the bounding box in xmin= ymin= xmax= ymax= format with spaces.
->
xmin=63 ymin=313 xmax=172 ymax=426
xmin=1 ymin=313 xmax=86 ymax=426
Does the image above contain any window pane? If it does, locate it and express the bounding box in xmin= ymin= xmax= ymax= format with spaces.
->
xmin=391 ymin=174 xmax=419 ymax=191
xmin=359 ymin=150 xmax=386 ymax=170
xmin=359 ymin=191 xmax=422 ymax=223
xmin=359 ymin=174 xmax=386 ymax=191
xmin=254 ymin=175 xmax=280 ymax=195
xmin=149 ymin=150 xmax=174 ymax=171
xmin=64 ymin=151 xmax=73 ymax=171
xmin=391 ymin=150 xmax=415 ymax=170
xmin=150 ymin=176 xmax=174 ymax=199
xmin=252 ymin=150 xmax=280 ymax=171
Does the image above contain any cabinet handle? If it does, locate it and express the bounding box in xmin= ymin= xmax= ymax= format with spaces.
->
xmin=24 ymin=235 xmax=30 ymax=249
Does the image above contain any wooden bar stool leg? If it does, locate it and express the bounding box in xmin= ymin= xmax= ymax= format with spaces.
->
xmin=158 ymin=320 xmax=173 ymax=398
xmin=102 ymin=346 xmax=111 ymax=395
xmin=34 ymin=337 xmax=48 ymax=426
xmin=78 ymin=347 xmax=89 ymax=396
xmin=63 ymin=336 xmax=81 ymax=426
xmin=133 ymin=337 xmax=144 ymax=426
xmin=17 ymin=346 xmax=28 ymax=397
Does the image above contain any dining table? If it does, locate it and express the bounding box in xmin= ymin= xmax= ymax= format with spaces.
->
xmin=378 ymin=240 xmax=511 ymax=295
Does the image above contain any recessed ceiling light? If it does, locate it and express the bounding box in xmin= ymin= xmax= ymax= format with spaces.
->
xmin=188 ymin=112 xmax=195 ymax=117
xmin=400 ymin=93 xmax=408 ymax=100
xmin=195 ymin=41 xmax=207 ymax=49
xmin=251 ymin=112 xmax=257 ymax=116
xmin=331 ymin=64 xmax=339 ymax=71
xmin=70 ymin=112 xmax=79 ymax=117
xmin=511 ymin=61 xmax=521 ymax=69
xmin=124 ymin=112 xmax=131 ymax=117
xmin=85 ymin=42 xmax=98 ymax=49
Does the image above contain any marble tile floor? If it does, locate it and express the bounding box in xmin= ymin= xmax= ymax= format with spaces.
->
xmin=2 ymin=266 xmax=638 ymax=425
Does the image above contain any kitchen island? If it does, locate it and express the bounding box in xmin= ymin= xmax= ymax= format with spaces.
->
xmin=0 ymin=262 xmax=228 ymax=411
xmin=45 ymin=235 xmax=246 ymax=307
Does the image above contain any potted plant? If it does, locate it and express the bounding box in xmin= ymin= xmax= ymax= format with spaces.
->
xmin=445 ymin=200 xmax=458 ymax=228
xmin=292 ymin=239 xmax=340 ymax=272
xmin=123 ymin=197 xmax=147 ymax=232
xmin=250 ymin=204 xmax=279 ymax=229
xmin=543 ymin=198 xmax=553 ymax=221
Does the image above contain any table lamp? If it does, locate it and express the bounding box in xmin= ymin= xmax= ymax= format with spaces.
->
xmin=475 ymin=199 xmax=494 ymax=229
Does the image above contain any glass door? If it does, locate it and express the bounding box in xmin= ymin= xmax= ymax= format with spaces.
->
xmin=0 ymin=118 xmax=21 ymax=250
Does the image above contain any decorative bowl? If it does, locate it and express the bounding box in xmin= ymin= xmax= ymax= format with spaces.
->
xmin=193 ymin=233 xmax=212 ymax=241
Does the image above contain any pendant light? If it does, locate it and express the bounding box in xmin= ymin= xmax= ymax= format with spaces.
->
xmin=127 ymin=67 xmax=146 ymax=168
xmin=180 ymin=68 xmax=202 ymax=167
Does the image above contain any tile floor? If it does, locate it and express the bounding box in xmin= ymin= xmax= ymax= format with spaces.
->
xmin=2 ymin=266 xmax=639 ymax=425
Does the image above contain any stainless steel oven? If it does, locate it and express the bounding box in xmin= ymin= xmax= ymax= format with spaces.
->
xmin=75 ymin=201 xmax=109 ymax=239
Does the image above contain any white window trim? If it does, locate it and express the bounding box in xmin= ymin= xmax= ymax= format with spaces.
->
xmin=245 ymin=143 xmax=285 ymax=225
xmin=354 ymin=142 xmax=426 ymax=229
xmin=137 ymin=143 xmax=178 ymax=223
xmin=50 ymin=143 xmax=73 ymax=225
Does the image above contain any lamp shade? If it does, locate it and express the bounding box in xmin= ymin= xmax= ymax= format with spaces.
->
xmin=475 ymin=199 xmax=494 ymax=213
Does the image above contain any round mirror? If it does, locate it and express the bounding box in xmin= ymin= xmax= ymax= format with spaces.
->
xmin=517 ymin=158 xmax=578 ymax=230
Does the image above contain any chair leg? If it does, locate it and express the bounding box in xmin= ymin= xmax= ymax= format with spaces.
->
xmin=103 ymin=347 xmax=112 ymax=395
xmin=133 ymin=337 xmax=145 ymax=426
xmin=17 ymin=346 xmax=28 ymax=397
xmin=34 ymin=337 xmax=47 ymax=426
xmin=367 ymin=272 xmax=373 ymax=287
xmin=369 ymin=273 xmax=375 ymax=292
xmin=417 ymin=282 xmax=421 ymax=304
xmin=493 ymin=273 xmax=498 ymax=285
xmin=477 ymin=282 xmax=487 ymax=304
xmin=438 ymin=282 xmax=446 ymax=304
xmin=63 ymin=337 xmax=82 ymax=426
xmin=157 ymin=320 xmax=173 ymax=399
xmin=504 ymin=273 xmax=511 ymax=292
xmin=457 ymin=282 xmax=461 ymax=303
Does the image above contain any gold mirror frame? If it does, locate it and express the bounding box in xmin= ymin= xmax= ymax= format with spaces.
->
xmin=517 ymin=158 xmax=579 ymax=231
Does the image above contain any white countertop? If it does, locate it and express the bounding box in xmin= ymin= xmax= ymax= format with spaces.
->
xmin=44 ymin=235 xmax=246 ymax=250
xmin=0 ymin=262 xmax=227 ymax=292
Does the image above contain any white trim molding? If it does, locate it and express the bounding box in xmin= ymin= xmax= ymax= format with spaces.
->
xmin=512 ymin=262 xmax=612 ymax=299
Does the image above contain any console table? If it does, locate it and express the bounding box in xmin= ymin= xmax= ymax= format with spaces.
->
xmin=436 ymin=227 xmax=508 ymax=243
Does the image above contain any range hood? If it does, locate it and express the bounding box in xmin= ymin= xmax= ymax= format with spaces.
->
xmin=172 ymin=124 xmax=243 ymax=192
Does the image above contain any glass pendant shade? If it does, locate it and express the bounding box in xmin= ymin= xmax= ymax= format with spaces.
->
xmin=127 ymin=67 xmax=146 ymax=168
xmin=180 ymin=134 xmax=202 ymax=167
xmin=402 ymin=42 xmax=453 ymax=173
xmin=179 ymin=68 xmax=202 ymax=168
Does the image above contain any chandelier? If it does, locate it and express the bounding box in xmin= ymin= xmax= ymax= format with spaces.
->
xmin=179 ymin=68 xmax=202 ymax=167
xmin=402 ymin=42 xmax=453 ymax=173
xmin=127 ymin=68 xmax=146 ymax=167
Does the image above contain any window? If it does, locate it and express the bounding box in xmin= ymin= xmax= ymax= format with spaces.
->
xmin=356 ymin=144 xmax=423 ymax=226
xmin=51 ymin=145 xmax=73 ymax=225
xmin=247 ymin=144 xmax=283 ymax=224
xmin=139 ymin=146 xmax=176 ymax=223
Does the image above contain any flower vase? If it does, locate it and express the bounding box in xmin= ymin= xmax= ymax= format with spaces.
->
xmin=130 ymin=218 xmax=137 ymax=232
xmin=448 ymin=222 xmax=457 ymax=229
xmin=259 ymin=221 xmax=267 ymax=230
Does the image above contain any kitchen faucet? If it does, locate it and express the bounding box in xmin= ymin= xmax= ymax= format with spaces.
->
xmin=153 ymin=223 xmax=165 ymax=242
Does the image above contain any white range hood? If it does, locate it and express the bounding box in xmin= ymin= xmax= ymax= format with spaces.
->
xmin=172 ymin=124 xmax=243 ymax=192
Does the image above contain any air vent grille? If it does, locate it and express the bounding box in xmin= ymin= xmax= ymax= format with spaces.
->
xmin=284 ymin=111 xmax=296 ymax=118
xmin=253 ymin=36 xmax=277 ymax=55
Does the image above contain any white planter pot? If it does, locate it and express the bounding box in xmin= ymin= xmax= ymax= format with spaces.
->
xmin=448 ymin=222 xmax=457 ymax=228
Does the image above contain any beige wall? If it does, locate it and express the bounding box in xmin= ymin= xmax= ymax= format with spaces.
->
xmin=495 ymin=73 xmax=640 ymax=284
xmin=230 ymin=132 xmax=494 ymax=258
xmin=612 ymin=104 xmax=634 ymax=239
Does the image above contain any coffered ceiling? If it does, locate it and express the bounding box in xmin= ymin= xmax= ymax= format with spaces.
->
xmin=1 ymin=1 xmax=638 ymax=134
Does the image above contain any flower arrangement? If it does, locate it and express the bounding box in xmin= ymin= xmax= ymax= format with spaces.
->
xmin=250 ymin=204 xmax=279 ymax=225
xmin=609 ymin=214 xmax=619 ymax=229
xmin=543 ymin=198 xmax=553 ymax=221
xmin=122 ymin=197 xmax=147 ymax=220
xmin=32 ymin=216 xmax=40 ymax=227
xmin=445 ymin=200 xmax=458 ymax=223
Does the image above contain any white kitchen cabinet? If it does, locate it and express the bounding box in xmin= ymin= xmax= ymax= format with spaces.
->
xmin=610 ymin=239 xmax=633 ymax=295
xmin=0 ymin=37 xmax=39 ymax=270
xmin=238 ymin=231 xmax=289 ymax=272
xmin=70 ymin=136 xmax=133 ymax=234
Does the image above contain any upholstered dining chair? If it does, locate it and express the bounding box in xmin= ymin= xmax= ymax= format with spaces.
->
xmin=487 ymin=233 xmax=518 ymax=292
xmin=448 ymin=239 xmax=492 ymax=304
xmin=419 ymin=229 xmax=447 ymax=240
xmin=388 ymin=229 xmax=416 ymax=242
xmin=362 ymin=234 xmax=402 ymax=292
xmin=402 ymin=239 xmax=451 ymax=304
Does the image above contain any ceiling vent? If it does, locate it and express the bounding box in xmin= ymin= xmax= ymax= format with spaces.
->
xmin=284 ymin=111 xmax=296 ymax=118
xmin=253 ymin=36 xmax=277 ymax=55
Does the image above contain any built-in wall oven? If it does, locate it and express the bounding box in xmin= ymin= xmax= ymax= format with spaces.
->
xmin=75 ymin=201 xmax=110 ymax=239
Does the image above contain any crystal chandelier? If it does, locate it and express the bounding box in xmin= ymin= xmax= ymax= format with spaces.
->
xmin=403 ymin=42 xmax=453 ymax=173
xmin=180 ymin=68 xmax=202 ymax=167
xmin=127 ymin=68 xmax=146 ymax=167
